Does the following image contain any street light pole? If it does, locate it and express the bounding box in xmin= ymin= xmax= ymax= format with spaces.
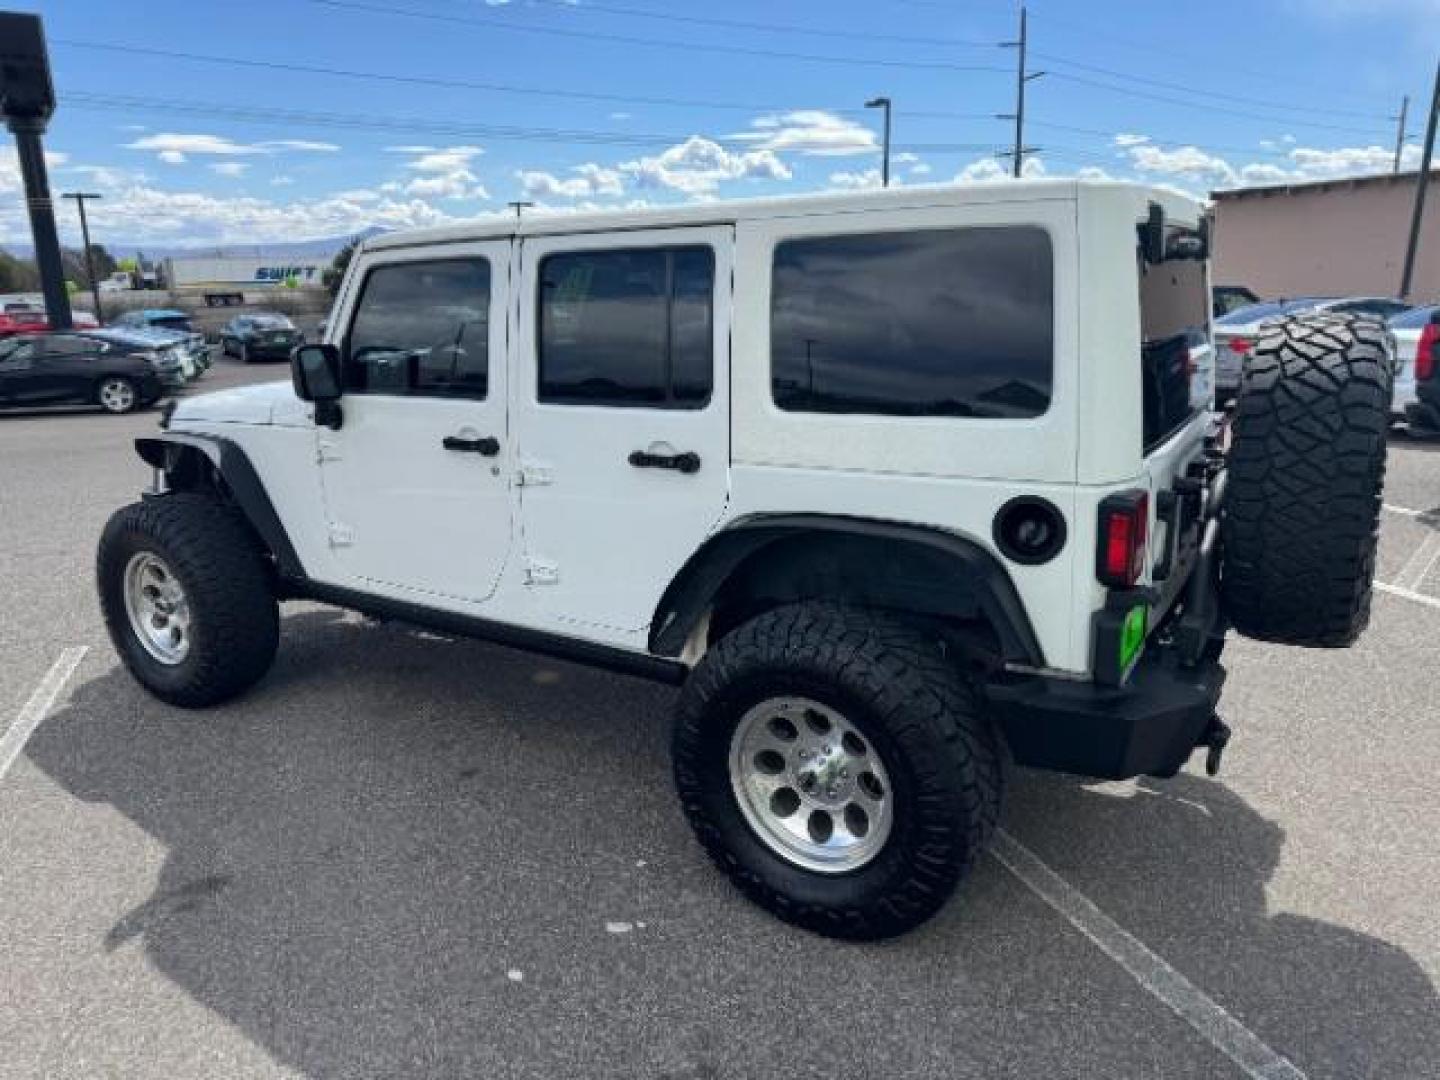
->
xmin=63 ymin=191 xmax=104 ymax=322
xmin=865 ymin=97 xmax=892 ymax=187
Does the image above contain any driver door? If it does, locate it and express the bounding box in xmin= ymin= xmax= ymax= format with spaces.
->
xmin=314 ymin=242 xmax=513 ymax=606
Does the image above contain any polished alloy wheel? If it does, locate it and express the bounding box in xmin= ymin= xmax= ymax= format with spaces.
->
xmin=122 ymin=552 xmax=192 ymax=665
xmin=728 ymin=696 xmax=894 ymax=873
xmin=99 ymin=378 xmax=136 ymax=413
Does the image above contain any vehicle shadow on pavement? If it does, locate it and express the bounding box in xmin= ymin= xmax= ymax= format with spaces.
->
xmin=1002 ymin=770 xmax=1440 ymax=1078
xmin=24 ymin=609 xmax=1440 ymax=1079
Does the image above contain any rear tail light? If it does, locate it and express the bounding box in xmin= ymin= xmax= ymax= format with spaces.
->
xmin=1227 ymin=336 xmax=1253 ymax=356
xmin=1096 ymin=490 xmax=1149 ymax=589
xmin=1417 ymin=321 xmax=1439 ymax=382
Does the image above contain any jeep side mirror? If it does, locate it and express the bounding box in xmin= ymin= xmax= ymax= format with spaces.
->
xmin=292 ymin=343 xmax=343 ymax=429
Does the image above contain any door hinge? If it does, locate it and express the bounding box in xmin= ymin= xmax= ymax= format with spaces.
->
xmin=328 ymin=522 xmax=356 ymax=548
xmin=316 ymin=439 xmax=342 ymax=464
xmin=523 ymin=557 xmax=559 ymax=586
xmin=516 ymin=460 xmax=554 ymax=487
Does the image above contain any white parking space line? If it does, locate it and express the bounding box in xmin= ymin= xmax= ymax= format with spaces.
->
xmin=1393 ymin=533 xmax=1440 ymax=592
xmin=0 ymin=647 xmax=88 ymax=784
xmin=990 ymin=829 xmax=1306 ymax=1080
xmin=1375 ymin=580 xmax=1440 ymax=611
xmin=1382 ymin=503 xmax=1426 ymax=518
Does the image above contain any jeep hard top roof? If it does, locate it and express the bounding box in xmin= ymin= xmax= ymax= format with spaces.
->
xmin=362 ymin=179 xmax=1202 ymax=254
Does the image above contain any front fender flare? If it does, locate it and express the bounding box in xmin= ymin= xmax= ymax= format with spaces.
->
xmin=136 ymin=433 xmax=304 ymax=580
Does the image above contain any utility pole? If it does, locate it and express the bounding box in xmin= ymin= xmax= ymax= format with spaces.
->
xmin=999 ymin=5 xmax=1045 ymax=178
xmin=1400 ymin=61 xmax=1440 ymax=299
xmin=865 ymin=96 xmax=892 ymax=187
xmin=1393 ymin=95 xmax=1410 ymax=174
xmin=62 ymin=192 xmax=104 ymax=322
xmin=507 ymin=200 xmax=534 ymax=223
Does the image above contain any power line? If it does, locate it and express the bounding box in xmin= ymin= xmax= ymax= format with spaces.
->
xmin=63 ymin=90 xmax=997 ymax=156
xmin=1023 ymin=9 xmax=1397 ymax=109
xmin=1045 ymin=72 xmax=1387 ymax=137
xmin=306 ymin=0 xmax=1011 ymax=74
xmin=1031 ymin=51 xmax=1388 ymax=122
xmin=51 ymin=41 xmax=874 ymax=117
xmin=510 ymin=0 xmax=998 ymax=48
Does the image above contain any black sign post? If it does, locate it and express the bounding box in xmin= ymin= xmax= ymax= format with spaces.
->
xmin=1 ymin=12 xmax=71 ymax=329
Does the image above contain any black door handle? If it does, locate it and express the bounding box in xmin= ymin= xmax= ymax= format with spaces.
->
xmin=443 ymin=434 xmax=500 ymax=456
xmin=628 ymin=449 xmax=701 ymax=474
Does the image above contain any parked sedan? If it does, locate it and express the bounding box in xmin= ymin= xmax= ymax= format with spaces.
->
xmin=1389 ymin=305 xmax=1438 ymax=424
xmin=1212 ymin=296 xmax=1415 ymax=401
xmin=0 ymin=331 xmax=164 ymax=414
xmin=88 ymin=328 xmax=193 ymax=389
xmin=219 ymin=312 xmax=303 ymax=362
xmin=0 ymin=300 xmax=101 ymax=337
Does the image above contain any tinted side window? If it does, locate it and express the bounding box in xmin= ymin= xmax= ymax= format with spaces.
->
xmin=538 ymin=246 xmax=714 ymax=408
xmin=44 ymin=335 xmax=97 ymax=357
xmin=1140 ymin=236 xmax=1209 ymax=450
xmin=346 ymin=259 xmax=490 ymax=398
xmin=771 ymin=227 xmax=1053 ymax=419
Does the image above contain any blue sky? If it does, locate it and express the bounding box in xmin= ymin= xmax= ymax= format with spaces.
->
xmin=3 ymin=0 xmax=1439 ymax=248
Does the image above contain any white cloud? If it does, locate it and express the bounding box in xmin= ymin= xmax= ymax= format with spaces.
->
xmin=126 ymin=133 xmax=268 ymax=157
xmin=732 ymin=110 xmax=878 ymax=157
xmin=1114 ymin=132 xmax=1151 ymax=148
xmin=125 ymin=133 xmax=341 ymax=166
xmin=1076 ymin=166 xmax=1115 ymax=181
xmin=210 ymin=162 xmax=249 ymax=177
xmin=1 ymin=182 xmax=458 ymax=246
xmin=827 ymin=168 xmax=885 ymax=190
xmin=621 ymin=136 xmax=790 ymax=195
xmin=0 ymin=149 xmax=66 ymax=197
xmin=609 ymin=111 xmax=632 ymax=121
xmin=955 ymin=156 xmax=1045 ymax=183
xmin=404 ymin=170 xmax=489 ymax=200
xmin=908 ymin=162 xmax=933 ymax=176
xmin=1127 ymin=144 xmax=1238 ymax=187
xmin=258 ymin=139 xmax=340 ymax=152
xmin=401 ymin=146 xmax=485 ymax=173
xmin=519 ymin=163 xmax=626 ymax=199
xmin=272 ymin=175 xmax=295 ymax=186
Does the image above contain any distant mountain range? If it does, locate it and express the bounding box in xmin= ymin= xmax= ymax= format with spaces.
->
xmin=1 ymin=226 xmax=388 ymax=261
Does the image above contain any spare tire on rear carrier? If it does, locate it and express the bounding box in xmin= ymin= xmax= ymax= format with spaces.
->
xmin=1221 ymin=312 xmax=1393 ymax=647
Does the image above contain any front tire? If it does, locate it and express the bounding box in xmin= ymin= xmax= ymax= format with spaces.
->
xmin=98 ymin=493 xmax=279 ymax=707
xmin=673 ymin=603 xmax=1002 ymax=940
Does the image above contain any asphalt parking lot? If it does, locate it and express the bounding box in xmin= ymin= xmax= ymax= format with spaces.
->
xmin=1 ymin=353 xmax=1437 ymax=1079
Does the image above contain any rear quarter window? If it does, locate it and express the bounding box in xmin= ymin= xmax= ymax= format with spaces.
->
xmin=770 ymin=226 xmax=1053 ymax=419
xmin=1140 ymin=246 xmax=1208 ymax=450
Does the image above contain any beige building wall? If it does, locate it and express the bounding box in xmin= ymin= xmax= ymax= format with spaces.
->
xmin=1211 ymin=172 xmax=1440 ymax=302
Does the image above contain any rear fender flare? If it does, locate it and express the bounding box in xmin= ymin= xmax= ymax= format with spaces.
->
xmin=649 ymin=514 xmax=1045 ymax=667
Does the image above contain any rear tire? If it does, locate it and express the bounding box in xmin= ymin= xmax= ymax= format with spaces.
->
xmin=673 ymin=603 xmax=1002 ymax=940
xmin=239 ymin=341 xmax=250 ymax=364
xmin=98 ymin=493 xmax=279 ymax=707
xmin=1221 ymin=312 xmax=1392 ymax=646
xmin=96 ymin=376 xmax=137 ymax=414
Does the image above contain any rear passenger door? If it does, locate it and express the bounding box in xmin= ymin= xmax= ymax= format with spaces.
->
xmin=514 ymin=227 xmax=732 ymax=640
xmin=315 ymin=243 xmax=513 ymax=605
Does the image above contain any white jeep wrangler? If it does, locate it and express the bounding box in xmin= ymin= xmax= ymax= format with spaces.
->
xmin=97 ymin=182 xmax=1392 ymax=939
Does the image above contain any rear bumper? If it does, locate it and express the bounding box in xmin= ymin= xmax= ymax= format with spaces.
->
xmin=1407 ymin=395 xmax=1440 ymax=433
xmin=987 ymin=652 xmax=1226 ymax=780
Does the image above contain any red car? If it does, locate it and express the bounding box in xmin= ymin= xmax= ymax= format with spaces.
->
xmin=0 ymin=301 xmax=100 ymax=337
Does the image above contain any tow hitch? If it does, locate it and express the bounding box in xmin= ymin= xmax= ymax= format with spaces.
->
xmin=1198 ymin=714 xmax=1231 ymax=776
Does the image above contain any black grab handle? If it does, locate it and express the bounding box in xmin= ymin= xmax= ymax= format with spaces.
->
xmin=443 ymin=435 xmax=500 ymax=456
xmin=628 ymin=449 xmax=701 ymax=474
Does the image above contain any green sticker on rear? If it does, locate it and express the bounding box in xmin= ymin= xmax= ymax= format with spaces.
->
xmin=1119 ymin=605 xmax=1148 ymax=671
